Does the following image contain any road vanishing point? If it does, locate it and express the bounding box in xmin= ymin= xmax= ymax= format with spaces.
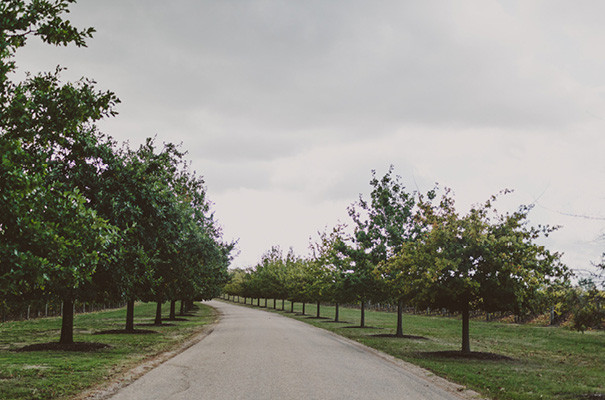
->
xmin=107 ymin=300 xmax=482 ymax=400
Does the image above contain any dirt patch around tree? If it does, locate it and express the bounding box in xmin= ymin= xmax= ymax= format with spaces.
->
xmin=16 ymin=342 xmax=110 ymax=352
xmin=93 ymin=329 xmax=157 ymax=335
xmin=571 ymin=394 xmax=605 ymax=400
xmin=136 ymin=323 xmax=176 ymax=327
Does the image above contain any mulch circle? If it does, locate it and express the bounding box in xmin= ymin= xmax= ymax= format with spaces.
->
xmin=16 ymin=342 xmax=110 ymax=352
xmin=136 ymin=323 xmax=176 ymax=327
xmin=371 ymin=333 xmax=428 ymax=340
xmin=93 ymin=329 xmax=157 ymax=335
xmin=576 ymin=394 xmax=605 ymax=400
xmin=421 ymin=350 xmax=514 ymax=361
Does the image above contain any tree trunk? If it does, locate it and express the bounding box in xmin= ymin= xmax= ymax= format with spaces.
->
xmin=169 ymin=300 xmax=176 ymax=320
xmin=273 ymin=298 xmax=276 ymax=309
xmin=257 ymin=298 xmax=260 ymax=306
xmin=360 ymin=301 xmax=366 ymax=327
xmin=462 ymin=303 xmax=471 ymax=354
xmin=125 ymin=299 xmax=135 ymax=332
xmin=335 ymin=303 xmax=340 ymax=322
xmin=302 ymin=302 xmax=306 ymax=315
xmin=59 ymin=298 xmax=74 ymax=344
xmin=317 ymin=301 xmax=321 ymax=318
xmin=154 ymin=301 xmax=162 ymax=325
xmin=395 ymin=298 xmax=404 ymax=337
xmin=290 ymin=301 xmax=294 ymax=313
xmin=281 ymin=299 xmax=285 ymax=310
xmin=179 ymin=300 xmax=185 ymax=315
xmin=264 ymin=298 xmax=267 ymax=308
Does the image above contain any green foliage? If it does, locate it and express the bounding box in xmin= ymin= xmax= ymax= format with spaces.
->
xmin=223 ymin=269 xmax=248 ymax=297
xmin=1 ymin=0 xmax=119 ymax=310
xmin=563 ymin=280 xmax=605 ymax=332
xmin=308 ymin=225 xmax=354 ymax=305
xmin=1 ymin=0 xmax=233 ymax=341
xmin=394 ymin=189 xmax=569 ymax=351
xmin=254 ymin=246 xmax=289 ymax=300
xmin=405 ymin=189 xmax=568 ymax=314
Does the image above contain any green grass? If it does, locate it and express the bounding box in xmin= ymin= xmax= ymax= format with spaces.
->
xmin=0 ymin=302 xmax=216 ymax=400
xmin=227 ymin=298 xmax=605 ymax=400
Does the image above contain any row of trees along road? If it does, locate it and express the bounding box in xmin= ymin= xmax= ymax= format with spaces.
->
xmin=0 ymin=0 xmax=234 ymax=345
xmin=224 ymin=167 xmax=571 ymax=354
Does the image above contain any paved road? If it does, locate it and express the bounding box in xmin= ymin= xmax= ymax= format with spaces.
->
xmin=108 ymin=300 xmax=473 ymax=400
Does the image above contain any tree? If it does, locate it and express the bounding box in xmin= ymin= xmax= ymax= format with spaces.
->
xmin=308 ymin=225 xmax=352 ymax=321
xmin=283 ymin=252 xmax=313 ymax=314
xmin=1 ymin=0 xmax=120 ymax=344
xmin=254 ymin=246 xmax=288 ymax=309
xmin=223 ymin=269 xmax=248 ymax=300
xmin=402 ymin=189 xmax=568 ymax=353
xmin=336 ymin=167 xmax=416 ymax=327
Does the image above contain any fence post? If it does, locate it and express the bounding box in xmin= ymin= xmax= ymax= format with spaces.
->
xmin=550 ymin=306 xmax=555 ymax=325
xmin=27 ymin=305 xmax=31 ymax=320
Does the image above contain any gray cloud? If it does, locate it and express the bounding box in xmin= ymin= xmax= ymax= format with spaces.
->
xmin=14 ymin=0 xmax=605 ymax=271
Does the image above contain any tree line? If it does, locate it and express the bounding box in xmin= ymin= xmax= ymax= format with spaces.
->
xmin=0 ymin=0 xmax=234 ymax=344
xmin=225 ymin=167 xmax=604 ymax=354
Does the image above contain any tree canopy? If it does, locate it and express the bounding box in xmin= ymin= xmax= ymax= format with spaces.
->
xmin=1 ymin=0 xmax=233 ymax=343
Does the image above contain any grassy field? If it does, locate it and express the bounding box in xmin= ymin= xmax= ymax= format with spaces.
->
xmin=0 ymin=302 xmax=216 ymax=400
xmin=226 ymin=298 xmax=604 ymax=400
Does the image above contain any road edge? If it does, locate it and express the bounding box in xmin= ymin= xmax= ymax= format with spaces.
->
xmin=74 ymin=304 xmax=222 ymax=400
xmin=320 ymin=327 xmax=487 ymax=400
xmin=218 ymin=300 xmax=487 ymax=400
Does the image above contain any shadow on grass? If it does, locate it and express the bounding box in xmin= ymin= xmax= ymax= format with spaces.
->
xmin=306 ymin=316 xmax=331 ymax=320
xmin=94 ymin=329 xmax=157 ymax=335
xmin=164 ymin=317 xmax=189 ymax=322
xmin=371 ymin=333 xmax=429 ymax=340
xmin=419 ymin=350 xmax=514 ymax=361
xmin=322 ymin=320 xmax=351 ymax=324
xmin=16 ymin=342 xmax=110 ymax=352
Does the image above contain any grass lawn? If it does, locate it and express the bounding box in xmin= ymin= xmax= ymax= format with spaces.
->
xmin=0 ymin=302 xmax=216 ymax=400
xmin=226 ymin=298 xmax=605 ymax=400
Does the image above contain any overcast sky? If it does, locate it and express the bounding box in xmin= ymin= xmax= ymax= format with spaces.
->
xmin=16 ymin=0 xmax=605 ymax=276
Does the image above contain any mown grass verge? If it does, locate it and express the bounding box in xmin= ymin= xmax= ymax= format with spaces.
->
xmin=0 ymin=302 xmax=216 ymax=400
xmin=224 ymin=298 xmax=604 ymax=400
